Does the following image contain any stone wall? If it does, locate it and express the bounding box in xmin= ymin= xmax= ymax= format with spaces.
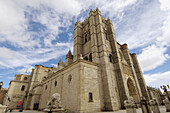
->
xmin=40 ymin=60 xmax=102 ymax=113
xmin=0 ymin=90 xmax=8 ymax=104
xmin=6 ymin=81 xmax=29 ymax=109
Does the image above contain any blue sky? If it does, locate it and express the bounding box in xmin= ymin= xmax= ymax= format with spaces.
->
xmin=0 ymin=0 xmax=170 ymax=89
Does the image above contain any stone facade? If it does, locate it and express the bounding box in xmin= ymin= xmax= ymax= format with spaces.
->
xmin=147 ymin=86 xmax=163 ymax=105
xmin=6 ymin=9 xmax=150 ymax=113
xmin=0 ymin=82 xmax=8 ymax=105
xmin=24 ymin=65 xmax=52 ymax=110
xmin=4 ymin=74 xmax=30 ymax=109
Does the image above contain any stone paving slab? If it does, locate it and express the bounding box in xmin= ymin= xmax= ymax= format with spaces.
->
xmin=7 ymin=106 xmax=167 ymax=113
xmin=97 ymin=106 xmax=166 ymax=113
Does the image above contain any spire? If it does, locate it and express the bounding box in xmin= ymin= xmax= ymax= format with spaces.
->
xmin=90 ymin=8 xmax=93 ymax=13
xmin=66 ymin=50 xmax=73 ymax=59
xmin=58 ymin=58 xmax=63 ymax=65
xmin=89 ymin=8 xmax=94 ymax=16
xmin=95 ymin=7 xmax=101 ymax=15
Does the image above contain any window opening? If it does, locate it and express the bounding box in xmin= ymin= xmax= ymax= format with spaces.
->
xmin=24 ymin=77 xmax=27 ymax=80
xmin=89 ymin=92 xmax=93 ymax=102
xmin=21 ymin=85 xmax=25 ymax=91
xmin=109 ymin=54 xmax=113 ymax=63
xmin=105 ymin=32 xmax=108 ymax=40
xmin=89 ymin=53 xmax=92 ymax=62
xmin=55 ymin=81 xmax=57 ymax=86
xmin=84 ymin=56 xmax=88 ymax=61
xmin=85 ymin=34 xmax=87 ymax=43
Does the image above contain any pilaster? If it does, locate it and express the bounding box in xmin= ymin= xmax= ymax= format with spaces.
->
xmin=73 ymin=21 xmax=83 ymax=62
xmin=89 ymin=9 xmax=99 ymax=63
xmin=107 ymin=19 xmax=127 ymax=108
xmin=121 ymin=44 xmax=142 ymax=102
xmin=131 ymin=53 xmax=150 ymax=101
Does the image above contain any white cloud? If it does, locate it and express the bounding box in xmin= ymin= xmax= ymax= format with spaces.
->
xmin=7 ymin=76 xmax=15 ymax=80
xmin=17 ymin=65 xmax=34 ymax=74
xmin=51 ymin=64 xmax=57 ymax=67
xmin=0 ymin=42 xmax=73 ymax=69
xmin=159 ymin=0 xmax=170 ymax=11
xmin=144 ymin=71 xmax=170 ymax=88
xmin=116 ymin=0 xmax=168 ymax=50
xmin=157 ymin=15 xmax=170 ymax=47
xmin=1 ymin=0 xmax=169 ymax=75
xmin=138 ymin=9 xmax=170 ymax=72
xmin=138 ymin=45 xmax=168 ymax=71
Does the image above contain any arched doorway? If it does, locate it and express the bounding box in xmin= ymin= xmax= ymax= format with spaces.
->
xmin=127 ymin=78 xmax=139 ymax=102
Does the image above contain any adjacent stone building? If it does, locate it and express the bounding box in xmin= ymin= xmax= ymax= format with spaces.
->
xmin=0 ymin=82 xmax=8 ymax=104
xmin=24 ymin=65 xmax=52 ymax=110
xmin=147 ymin=86 xmax=163 ymax=105
xmin=4 ymin=74 xmax=30 ymax=109
xmin=6 ymin=9 xmax=151 ymax=113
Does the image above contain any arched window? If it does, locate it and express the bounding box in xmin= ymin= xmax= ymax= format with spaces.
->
xmin=84 ymin=56 xmax=88 ymax=61
xmin=105 ymin=32 xmax=108 ymax=40
xmin=45 ymin=85 xmax=47 ymax=90
xmin=54 ymin=81 xmax=57 ymax=87
xmin=89 ymin=32 xmax=91 ymax=40
xmin=21 ymin=85 xmax=25 ymax=91
xmin=109 ymin=54 xmax=113 ymax=63
xmin=85 ymin=34 xmax=87 ymax=43
xmin=68 ymin=75 xmax=72 ymax=83
xmin=89 ymin=53 xmax=92 ymax=62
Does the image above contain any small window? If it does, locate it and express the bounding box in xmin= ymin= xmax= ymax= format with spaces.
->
xmin=89 ymin=92 xmax=93 ymax=102
xmin=45 ymin=85 xmax=47 ymax=90
xmin=109 ymin=54 xmax=113 ymax=63
xmin=89 ymin=53 xmax=92 ymax=62
xmin=89 ymin=32 xmax=91 ymax=40
xmin=105 ymin=32 xmax=108 ymax=40
xmin=84 ymin=56 xmax=88 ymax=61
xmin=85 ymin=34 xmax=87 ymax=43
xmin=55 ymin=81 xmax=57 ymax=86
xmin=21 ymin=85 xmax=25 ymax=91
xmin=24 ymin=77 xmax=27 ymax=80
xmin=68 ymin=75 xmax=72 ymax=83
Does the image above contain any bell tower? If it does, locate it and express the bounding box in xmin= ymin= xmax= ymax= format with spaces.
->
xmin=73 ymin=8 xmax=128 ymax=110
xmin=73 ymin=8 xmax=150 ymax=111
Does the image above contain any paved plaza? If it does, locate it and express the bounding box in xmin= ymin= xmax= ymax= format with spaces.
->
xmin=6 ymin=106 xmax=168 ymax=113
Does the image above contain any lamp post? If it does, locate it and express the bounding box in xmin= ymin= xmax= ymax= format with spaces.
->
xmin=160 ymin=85 xmax=170 ymax=101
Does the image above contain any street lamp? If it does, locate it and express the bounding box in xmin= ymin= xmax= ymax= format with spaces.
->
xmin=160 ymin=85 xmax=170 ymax=101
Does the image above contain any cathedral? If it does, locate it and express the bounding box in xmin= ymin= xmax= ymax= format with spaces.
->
xmin=5 ymin=8 xmax=150 ymax=113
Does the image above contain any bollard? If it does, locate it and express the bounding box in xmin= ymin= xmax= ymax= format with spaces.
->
xmin=149 ymin=99 xmax=160 ymax=113
xmin=163 ymin=97 xmax=170 ymax=112
xmin=124 ymin=97 xmax=137 ymax=113
xmin=140 ymin=97 xmax=151 ymax=113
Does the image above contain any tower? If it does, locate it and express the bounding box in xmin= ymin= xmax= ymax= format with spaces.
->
xmin=73 ymin=8 xmax=149 ymax=110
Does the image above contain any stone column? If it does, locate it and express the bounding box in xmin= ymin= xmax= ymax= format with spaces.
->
xmin=163 ymin=97 xmax=170 ymax=112
xmin=140 ymin=97 xmax=151 ymax=113
xmin=124 ymin=97 xmax=137 ymax=113
xmin=149 ymin=99 xmax=160 ymax=113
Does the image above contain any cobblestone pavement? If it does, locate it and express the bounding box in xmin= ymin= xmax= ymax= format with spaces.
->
xmin=7 ymin=106 xmax=167 ymax=113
